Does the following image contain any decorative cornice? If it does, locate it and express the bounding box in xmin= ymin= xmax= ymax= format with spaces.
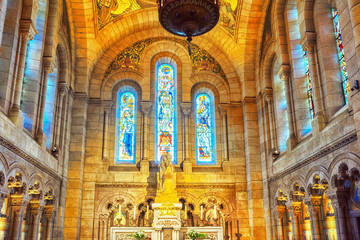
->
xmin=269 ymin=131 xmax=358 ymax=184
xmin=0 ymin=136 xmax=62 ymax=182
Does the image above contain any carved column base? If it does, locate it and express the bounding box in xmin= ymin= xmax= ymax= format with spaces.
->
xmin=36 ymin=130 xmax=47 ymax=149
xmin=140 ymin=159 xmax=149 ymax=174
xmin=183 ymin=160 xmax=192 ymax=174
xmin=311 ymin=114 xmax=327 ymax=136
xmin=9 ymin=107 xmax=24 ymax=129
xmin=222 ymin=161 xmax=231 ymax=174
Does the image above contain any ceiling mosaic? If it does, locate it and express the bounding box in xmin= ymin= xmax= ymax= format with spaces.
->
xmin=94 ymin=0 xmax=239 ymax=35
xmin=104 ymin=37 xmax=228 ymax=81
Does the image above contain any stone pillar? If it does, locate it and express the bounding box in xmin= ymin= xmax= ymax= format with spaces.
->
xmin=181 ymin=102 xmax=192 ymax=173
xmin=9 ymin=21 xmax=37 ymax=128
xmin=219 ymin=104 xmax=231 ymax=173
xmin=300 ymin=32 xmax=326 ymax=134
xmin=53 ymin=85 xmax=67 ymax=151
xmin=279 ymin=65 xmax=297 ymax=150
xmin=44 ymin=204 xmax=54 ymax=240
xmin=140 ymin=102 xmax=152 ymax=173
xmin=102 ymin=101 xmax=112 ymax=160
xmin=26 ymin=203 xmax=43 ymax=240
xmin=306 ymin=201 xmax=323 ymax=240
xmin=264 ymin=94 xmax=277 ymax=151
xmin=36 ymin=57 xmax=55 ymax=148
xmin=329 ymin=194 xmax=352 ymax=240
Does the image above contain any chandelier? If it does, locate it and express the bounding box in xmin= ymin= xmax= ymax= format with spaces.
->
xmin=158 ymin=0 xmax=220 ymax=55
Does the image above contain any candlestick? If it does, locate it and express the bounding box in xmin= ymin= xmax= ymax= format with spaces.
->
xmin=214 ymin=205 xmax=217 ymax=219
xmin=201 ymin=205 xmax=203 ymax=220
xmin=119 ymin=204 xmax=122 ymax=214
xmin=184 ymin=205 xmax=188 ymax=220
xmin=133 ymin=206 xmax=136 ymax=219
xmin=146 ymin=205 xmax=149 ymax=220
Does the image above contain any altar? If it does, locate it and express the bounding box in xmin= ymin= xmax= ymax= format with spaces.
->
xmin=109 ymin=156 xmax=224 ymax=240
xmin=110 ymin=227 xmax=224 ymax=240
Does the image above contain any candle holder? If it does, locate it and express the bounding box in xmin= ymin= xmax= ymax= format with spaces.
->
xmin=235 ymin=233 xmax=242 ymax=240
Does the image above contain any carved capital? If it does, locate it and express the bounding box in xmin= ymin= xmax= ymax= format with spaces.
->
xmin=28 ymin=181 xmax=42 ymax=201
xmin=7 ymin=173 xmax=26 ymax=196
xmin=277 ymin=65 xmax=291 ymax=82
xmin=181 ymin=102 xmax=192 ymax=116
xmin=43 ymin=56 xmax=56 ymax=73
xmin=102 ymin=100 xmax=113 ymax=114
xmin=299 ymin=32 xmax=317 ymax=53
xmin=140 ymin=101 xmax=152 ymax=116
xmin=218 ymin=104 xmax=230 ymax=117
xmin=19 ymin=19 xmax=37 ymax=40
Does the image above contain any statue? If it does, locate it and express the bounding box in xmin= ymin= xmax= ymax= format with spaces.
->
xmin=155 ymin=155 xmax=179 ymax=203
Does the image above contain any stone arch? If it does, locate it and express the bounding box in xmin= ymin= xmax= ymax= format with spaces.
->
xmin=56 ymin=41 xmax=71 ymax=85
xmin=28 ymin=172 xmax=45 ymax=192
xmin=88 ymin=29 xmax=241 ymax=102
xmin=7 ymin=162 xmax=30 ymax=185
xmin=0 ymin=152 xmax=9 ymax=176
xmin=96 ymin=192 xmax=137 ymax=215
xmin=196 ymin=193 xmax=234 ymax=213
xmin=260 ymin=42 xmax=278 ymax=91
xmin=328 ymin=152 xmax=360 ymax=180
xmin=101 ymin=70 xmax=144 ymax=101
xmin=189 ymin=73 xmax=230 ymax=104
xmin=305 ymin=165 xmax=329 ymax=187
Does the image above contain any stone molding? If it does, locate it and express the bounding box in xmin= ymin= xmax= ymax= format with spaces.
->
xmin=0 ymin=136 xmax=62 ymax=182
xmin=96 ymin=183 xmax=236 ymax=189
xmin=269 ymin=131 xmax=358 ymax=183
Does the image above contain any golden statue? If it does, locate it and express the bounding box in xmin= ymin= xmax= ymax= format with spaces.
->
xmin=155 ymin=155 xmax=179 ymax=203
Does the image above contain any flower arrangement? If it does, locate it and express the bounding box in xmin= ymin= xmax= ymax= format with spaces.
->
xmin=186 ymin=229 xmax=208 ymax=240
xmin=128 ymin=230 xmax=146 ymax=240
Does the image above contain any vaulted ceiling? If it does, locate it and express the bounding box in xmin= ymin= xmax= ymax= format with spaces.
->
xmin=64 ymin=0 xmax=267 ymax=99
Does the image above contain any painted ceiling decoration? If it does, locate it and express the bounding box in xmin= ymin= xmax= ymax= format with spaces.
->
xmin=94 ymin=0 xmax=238 ymax=36
xmin=104 ymin=37 xmax=228 ymax=81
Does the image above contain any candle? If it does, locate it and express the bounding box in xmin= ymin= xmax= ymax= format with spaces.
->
xmin=146 ymin=205 xmax=149 ymax=220
xmin=236 ymin=220 xmax=239 ymax=234
xmin=133 ymin=206 xmax=136 ymax=219
xmin=184 ymin=205 xmax=188 ymax=220
xmin=119 ymin=204 xmax=122 ymax=214
xmin=201 ymin=205 xmax=203 ymax=220
xmin=214 ymin=205 xmax=217 ymax=219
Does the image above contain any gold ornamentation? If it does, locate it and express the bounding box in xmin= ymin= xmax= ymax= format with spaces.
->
xmin=104 ymin=37 xmax=228 ymax=81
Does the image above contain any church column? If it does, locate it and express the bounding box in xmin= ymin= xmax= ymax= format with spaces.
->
xmin=36 ymin=57 xmax=55 ymax=148
xmin=9 ymin=21 xmax=37 ymax=127
xmin=330 ymin=193 xmax=352 ymax=240
xmin=306 ymin=201 xmax=323 ymax=240
xmin=26 ymin=181 xmax=44 ymax=240
xmin=140 ymin=102 xmax=152 ymax=173
xmin=181 ymin=103 xmax=192 ymax=173
xmin=278 ymin=65 xmax=297 ymax=150
xmin=0 ymin=192 xmax=8 ymax=240
xmin=7 ymin=173 xmax=27 ymax=239
xmin=300 ymin=32 xmax=326 ymax=134
xmin=44 ymin=204 xmax=55 ymax=240
xmin=53 ymin=84 xmax=67 ymax=152
xmin=264 ymin=94 xmax=277 ymax=152
xmin=243 ymin=97 xmax=266 ymax=239
xmin=102 ymin=101 xmax=112 ymax=160
xmin=219 ymin=104 xmax=230 ymax=173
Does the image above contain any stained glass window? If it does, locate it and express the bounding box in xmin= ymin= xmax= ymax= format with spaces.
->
xmin=156 ymin=64 xmax=177 ymax=163
xmin=332 ymin=8 xmax=350 ymax=104
xmin=304 ymin=51 xmax=315 ymax=118
xmin=195 ymin=93 xmax=216 ymax=164
xmin=115 ymin=91 xmax=136 ymax=164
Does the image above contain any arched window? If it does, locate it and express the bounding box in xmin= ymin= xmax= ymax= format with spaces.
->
xmin=304 ymin=51 xmax=315 ymax=119
xmin=332 ymin=8 xmax=350 ymax=104
xmin=156 ymin=64 xmax=177 ymax=164
xmin=273 ymin=60 xmax=289 ymax=152
xmin=21 ymin=0 xmax=48 ymax=132
xmin=115 ymin=90 xmax=137 ymax=164
xmin=195 ymin=93 xmax=216 ymax=164
xmin=43 ymin=56 xmax=58 ymax=149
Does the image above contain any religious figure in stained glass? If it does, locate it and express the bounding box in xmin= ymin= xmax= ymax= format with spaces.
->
xmin=332 ymin=8 xmax=350 ymax=104
xmin=156 ymin=64 xmax=176 ymax=163
xmin=304 ymin=51 xmax=315 ymax=118
xmin=195 ymin=94 xmax=215 ymax=164
xmin=115 ymin=91 xmax=136 ymax=163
